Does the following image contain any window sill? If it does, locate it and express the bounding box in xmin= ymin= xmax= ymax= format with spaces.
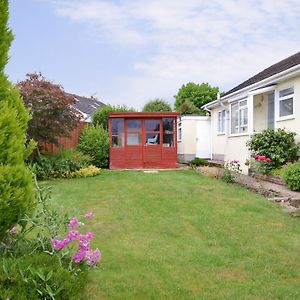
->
xmin=228 ymin=132 xmax=249 ymax=138
xmin=217 ymin=132 xmax=225 ymax=136
xmin=276 ymin=115 xmax=295 ymax=122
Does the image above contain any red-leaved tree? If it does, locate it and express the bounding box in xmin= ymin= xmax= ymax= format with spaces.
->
xmin=18 ymin=73 xmax=81 ymax=146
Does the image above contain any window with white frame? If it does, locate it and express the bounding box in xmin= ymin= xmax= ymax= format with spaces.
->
xmin=278 ymin=87 xmax=294 ymax=118
xmin=218 ymin=110 xmax=226 ymax=133
xmin=231 ymin=99 xmax=248 ymax=134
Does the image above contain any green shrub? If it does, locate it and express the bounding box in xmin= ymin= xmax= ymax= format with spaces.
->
xmin=78 ymin=125 xmax=109 ymax=168
xmin=0 ymin=0 xmax=35 ymax=240
xmin=247 ymin=129 xmax=299 ymax=168
xmin=30 ymin=149 xmax=91 ymax=180
xmin=188 ymin=157 xmax=208 ymax=167
xmin=69 ymin=165 xmax=101 ymax=178
xmin=284 ymin=161 xmax=300 ymax=191
xmin=221 ymin=160 xmax=242 ymax=183
xmin=0 ymin=253 xmax=88 ymax=300
xmin=142 ymin=98 xmax=172 ymax=112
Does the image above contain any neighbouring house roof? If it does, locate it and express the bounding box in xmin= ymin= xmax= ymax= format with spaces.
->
xmin=224 ymin=51 xmax=300 ymax=97
xmin=69 ymin=94 xmax=106 ymax=122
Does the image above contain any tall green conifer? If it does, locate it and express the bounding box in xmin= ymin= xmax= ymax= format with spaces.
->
xmin=0 ymin=0 xmax=35 ymax=239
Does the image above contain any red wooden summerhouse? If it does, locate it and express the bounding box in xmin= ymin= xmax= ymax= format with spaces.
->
xmin=109 ymin=112 xmax=179 ymax=169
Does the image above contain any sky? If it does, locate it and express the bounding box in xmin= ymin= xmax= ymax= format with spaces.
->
xmin=6 ymin=0 xmax=300 ymax=110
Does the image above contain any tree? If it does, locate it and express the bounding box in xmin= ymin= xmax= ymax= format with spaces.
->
xmin=142 ymin=98 xmax=172 ymax=112
xmin=0 ymin=0 xmax=35 ymax=239
xmin=174 ymin=82 xmax=219 ymax=115
xmin=18 ymin=73 xmax=80 ymax=146
xmin=178 ymin=100 xmax=201 ymax=115
xmin=92 ymin=104 xmax=135 ymax=130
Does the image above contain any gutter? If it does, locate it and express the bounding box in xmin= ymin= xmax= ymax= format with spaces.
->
xmin=203 ymin=64 xmax=300 ymax=109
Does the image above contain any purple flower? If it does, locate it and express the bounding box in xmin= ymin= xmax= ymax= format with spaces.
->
xmin=50 ymin=238 xmax=71 ymax=251
xmin=73 ymin=249 xmax=87 ymax=263
xmin=86 ymin=248 xmax=101 ymax=265
xmin=67 ymin=230 xmax=79 ymax=240
xmin=84 ymin=212 xmax=93 ymax=219
xmin=9 ymin=227 xmax=17 ymax=234
xmin=68 ymin=217 xmax=78 ymax=228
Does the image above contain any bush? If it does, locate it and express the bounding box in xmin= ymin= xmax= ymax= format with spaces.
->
xmin=247 ymin=129 xmax=299 ymax=168
xmin=0 ymin=0 xmax=35 ymax=240
xmin=30 ymin=149 xmax=91 ymax=180
xmin=78 ymin=125 xmax=109 ymax=168
xmin=69 ymin=165 xmax=101 ymax=178
xmin=188 ymin=157 xmax=208 ymax=167
xmin=284 ymin=161 xmax=300 ymax=191
xmin=0 ymin=254 xmax=88 ymax=300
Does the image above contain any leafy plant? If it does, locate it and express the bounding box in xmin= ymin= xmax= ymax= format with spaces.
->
xmin=78 ymin=125 xmax=109 ymax=168
xmin=250 ymin=154 xmax=273 ymax=175
xmin=284 ymin=161 xmax=300 ymax=191
xmin=247 ymin=129 xmax=299 ymax=168
xmin=188 ymin=157 xmax=209 ymax=168
xmin=69 ymin=165 xmax=101 ymax=178
xmin=29 ymin=149 xmax=91 ymax=180
xmin=221 ymin=160 xmax=242 ymax=183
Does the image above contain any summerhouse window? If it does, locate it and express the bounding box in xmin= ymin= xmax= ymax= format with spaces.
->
xmin=112 ymin=118 xmax=124 ymax=147
xmin=231 ymin=99 xmax=248 ymax=134
xmin=278 ymin=87 xmax=294 ymax=118
xmin=145 ymin=119 xmax=160 ymax=145
xmin=126 ymin=120 xmax=142 ymax=145
xmin=162 ymin=118 xmax=175 ymax=147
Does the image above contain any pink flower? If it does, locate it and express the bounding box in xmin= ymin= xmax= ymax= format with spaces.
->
xmin=50 ymin=238 xmax=71 ymax=251
xmin=266 ymin=158 xmax=272 ymax=163
xmin=84 ymin=212 xmax=93 ymax=219
xmin=86 ymin=248 xmax=101 ymax=265
xmin=9 ymin=227 xmax=17 ymax=234
xmin=68 ymin=217 xmax=78 ymax=228
xmin=67 ymin=230 xmax=79 ymax=240
xmin=73 ymin=249 xmax=87 ymax=263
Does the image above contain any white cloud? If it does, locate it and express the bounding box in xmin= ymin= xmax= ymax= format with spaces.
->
xmin=44 ymin=0 xmax=300 ymax=109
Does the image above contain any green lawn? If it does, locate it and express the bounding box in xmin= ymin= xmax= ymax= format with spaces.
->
xmin=49 ymin=170 xmax=300 ymax=299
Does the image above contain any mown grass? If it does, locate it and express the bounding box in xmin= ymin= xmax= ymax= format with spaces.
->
xmin=49 ymin=170 xmax=300 ymax=299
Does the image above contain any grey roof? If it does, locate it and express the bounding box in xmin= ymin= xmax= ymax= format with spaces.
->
xmin=223 ymin=51 xmax=300 ymax=97
xmin=70 ymin=94 xmax=106 ymax=115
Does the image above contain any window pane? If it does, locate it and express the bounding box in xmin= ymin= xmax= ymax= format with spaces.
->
xmin=112 ymin=118 xmax=124 ymax=135
xmin=163 ymin=118 xmax=174 ymax=133
xmin=239 ymin=100 xmax=247 ymax=107
xmin=279 ymin=98 xmax=293 ymax=117
xmin=218 ymin=110 xmax=225 ymax=132
xmin=112 ymin=134 xmax=124 ymax=147
xmin=231 ymin=103 xmax=239 ymax=134
xmin=163 ymin=134 xmax=174 ymax=147
xmin=279 ymin=87 xmax=294 ymax=98
xmin=127 ymin=133 xmax=141 ymax=145
xmin=127 ymin=120 xmax=141 ymax=132
xmin=112 ymin=118 xmax=124 ymax=147
xmin=240 ymin=108 xmax=248 ymax=126
xmin=146 ymin=133 xmax=160 ymax=145
xmin=145 ymin=120 xmax=160 ymax=132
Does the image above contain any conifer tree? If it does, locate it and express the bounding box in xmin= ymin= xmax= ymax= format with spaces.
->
xmin=0 ymin=0 xmax=35 ymax=239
